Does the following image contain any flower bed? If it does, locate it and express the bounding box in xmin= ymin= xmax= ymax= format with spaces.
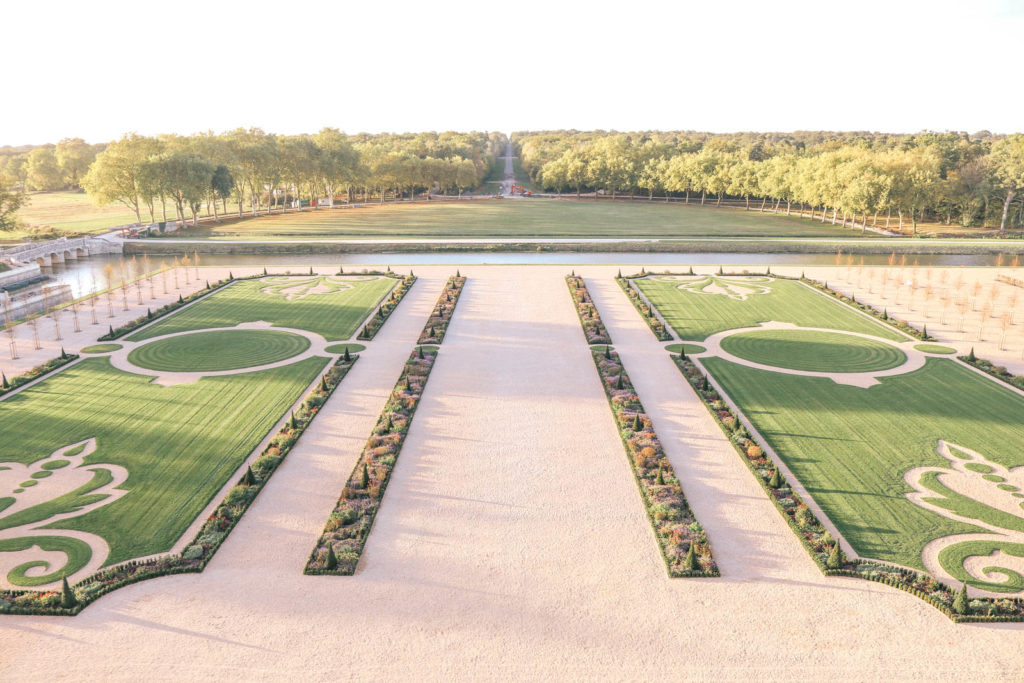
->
xmin=590 ymin=346 xmax=717 ymax=577
xmin=0 ymin=355 xmax=359 ymax=616
xmin=306 ymin=346 xmax=437 ymax=575
xmin=417 ymin=275 xmax=466 ymax=344
xmin=672 ymin=351 xmax=1024 ymax=622
xmin=0 ymin=352 xmax=79 ymax=398
xmin=357 ymin=274 xmax=416 ymax=340
xmin=616 ymin=276 xmax=670 ymax=340
xmin=566 ymin=275 xmax=611 ymax=344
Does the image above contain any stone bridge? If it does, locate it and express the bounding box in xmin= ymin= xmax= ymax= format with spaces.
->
xmin=0 ymin=235 xmax=123 ymax=268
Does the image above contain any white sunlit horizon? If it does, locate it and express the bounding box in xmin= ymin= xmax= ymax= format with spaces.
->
xmin=1 ymin=0 xmax=1023 ymax=145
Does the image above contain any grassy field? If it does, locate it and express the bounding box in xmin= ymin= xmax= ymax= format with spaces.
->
xmin=156 ymin=200 xmax=868 ymax=241
xmin=128 ymin=329 xmax=311 ymax=372
xmin=10 ymin=191 xmax=140 ymax=238
xmin=129 ymin=276 xmax=396 ymax=342
xmin=719 ymin=329 xmax=907 ymax=372
xmin=0 ymin=356 xmax=327 ymax=572
xmin=704 ymin=357 xmax=1024 ymax=575
xmin=636 ymin=276 xmax=906 ymax=342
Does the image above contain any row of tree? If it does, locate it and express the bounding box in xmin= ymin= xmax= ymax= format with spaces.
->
xmin=0 ymin=138 xmax=102 ymax=192
xmin=512 ymin=131 xmax=1024 ymax=233
xmin=0 ymin=130 xmax=503 ymax=229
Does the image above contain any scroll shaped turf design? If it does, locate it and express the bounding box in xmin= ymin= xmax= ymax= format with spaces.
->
xmin=906 ymin=441 xmax=1024 ymax=594
xmin=0 ymin=439 xmax=127 ymax=587
xmin=128 ymin=329 xmax=311 ymax=372
xmin=720 ymin=329 xmax=907 ymax=373
xmin=674 ymin=275 xmax=772 ymax=301
xmin=259 ymin=275 xmax=367 ymax=301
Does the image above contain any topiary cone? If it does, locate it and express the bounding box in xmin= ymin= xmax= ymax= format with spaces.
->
xmin=325 ymin=544 xmax=338 ymax=571
xmin=656 ymin=465 xmax=664 ymax=485
xmin=361 ymin=462 xmax=369 ymax=489
xmin=952 ymin=582 xmax=969 ymax=615
xmin=241 ymin=465 xmax=256 ymax=486
xmin=826 ymin=541 xmax=843 ymax=569
xmin=61 ymin=577 xmax=77 ymax=609
xmin=344 ymin=347 xmax=351 ymax=362
xmin=683 ymin=543 xmax=698 ymax=571
xmin=604 ymin=345 xmax=611 ymax=359
xmin=632 ymin=413 xmax=642 ymax=431
xmin=320 ymin=375 xmax=329 ymax=392
xmin=615 ymin=374 xmax=623 ymax=390
xmin=968 ymin=347 xmax=976 ymax=362
xmin=769 ymin=468 xmax=783 ymax=488
xmin=1 ymin=372 xmax=8 ymax=390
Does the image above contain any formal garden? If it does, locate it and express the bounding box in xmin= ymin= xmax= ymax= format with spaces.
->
xmin=0 ymin=273 xmax=406 ymax=614
xmin=629 ymin=270 xmax=1024 ymax=620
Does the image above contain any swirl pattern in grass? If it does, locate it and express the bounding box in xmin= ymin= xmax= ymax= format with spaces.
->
xmin=720 ymin=329 xmax=907 ymax=373
xmin=128 ymin=330 xmax=311 ymax=372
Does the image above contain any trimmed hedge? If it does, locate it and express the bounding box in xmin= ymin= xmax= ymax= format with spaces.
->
xmin=417 ymin=275 xmax=466 ymax=344
xmin=0 ymin=353 xmax=80 ymax=398
xmin=616 ymin=274 xmax=671 ymax=340
xmin=0 ymin=355 xmax=359 ymax=616
xmin=305 ymin=346 xmax=437 ymax=575
xmin=591 ymin=347 xmax=717 ymax=577
xmin=566 ymin=275 xmax=611 ymax=344
xmin=357 ymin=274 xmax=416 ymax=340
xmin=959 ymin=354 xmax=1024 ymax=391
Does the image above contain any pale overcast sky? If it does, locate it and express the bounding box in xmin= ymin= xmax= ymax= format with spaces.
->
xmin=2 ymin=0 xmax=1021 ymax=145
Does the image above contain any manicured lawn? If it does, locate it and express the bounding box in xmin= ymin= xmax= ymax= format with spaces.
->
xmin=161 ymin=200 xmax=866 ymax=240
xmin=128 ymin=276 xmax=396 ymax=342
xmin=324 ymin=342 xmax=366 ymax=354
xmin=719 ymin=329 xmax=907 ymax=373
xmin=0 ymin=356 xmax=327 ymax=570
xmin=80 ymin=343 xmax=122 ymax=353
xmin=915 ymin=343 xmax=957 ymax=354
xmin=636 ymin=276 xmax=906 ymax=342
xmin=703 ymin=356 xmax=1024 ymax=572
xmin=128 ymin=329 xmax=311 ymax=372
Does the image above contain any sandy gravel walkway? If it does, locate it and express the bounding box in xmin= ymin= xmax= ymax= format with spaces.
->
xmin=2 ymin=266 xmax=1023 ymax=680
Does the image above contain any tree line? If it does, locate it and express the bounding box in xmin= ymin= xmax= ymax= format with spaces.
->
xmin=512 ymin=130 xmax=1024 ymax=233
xmin=0 ymin=130 xmax=504 ymax=229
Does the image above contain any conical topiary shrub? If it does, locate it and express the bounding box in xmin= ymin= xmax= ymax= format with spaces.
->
xmin=1 ymin=372 xmax=8 ymax=390
xmin=344 ymin=346 xmax=351 ymax=362
xmin=922 ymin=325 xmax=929 ymax=340
xmin=418 ymin=346 xmax=424 ymax=359
xmin=60 ymin=577 xmax=77 ymax=609
xmin=60 ymin=347 xmax=67 ymax=359
xmin=604 ymin=345 xmax=611 ymax=359
xmin=701 ymin=375 xmax=710 ymax=392
xmin=952 ymin=582 xmax=969 ymax=615
xmin=290 ymin=411 xmax=298 ymax=430
xmin=178 ymin=294 xmax=184 ymax=303
xmin=325 ymin=544 xmax=338 ymax=570
xmin=241 ymin=465 xmax=256 ymax=486
xmin=967 ymin=347 xmax=976 ymax=362
xmin=632 ymin=413 xmax=642 ymax=431
xmin=616 ymin=374 xmax=623 ymax=390
xmin=656 ymin=465 xmax=664 ymax=485
xmin=826 ymin=541 xmax=843 ymax=569
xmin=683 ymin=543 xmax=698 ymax=571
xmin=768 ymin=468 xmax=783 ymax=488
xmin=320 ymin=375 xmax=329 ymax=392
xmin=361 ymin=462 xmax=369 ymax=489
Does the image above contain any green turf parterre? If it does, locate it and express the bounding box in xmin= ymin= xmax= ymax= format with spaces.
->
xmin=719 ymin=329 xmax=907 ymax=373
xmin=128 ymin=329 xmax=311 ymax=372
xmin=915 ymin=343 xmax=958 ymax=354
xmin=323 ymin=343 xmax=366 ymax=354
xmin=128 ymin=275 xmax=396 ymax=342
xmin=703 ymin=357 xmax=1024 ymax=573
xmin=635 ymin=276 xmax=906 ymax=342
xmin=665 ymin=343 xmax=706 ymax=355
xmin=80 ymin=344 xmax=122 ymax=353
xmin=0 ymin=356 xmax=327 ymax=574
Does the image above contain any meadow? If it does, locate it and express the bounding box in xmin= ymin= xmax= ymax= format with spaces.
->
xmin=635 ymin=276 xmax=906 ymax=341
xmin=129 ymin=275 xmax=396 ymax=341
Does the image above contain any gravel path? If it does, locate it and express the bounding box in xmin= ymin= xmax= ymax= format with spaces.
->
xmin=2 ymin=266 xmax=1022 ymax=680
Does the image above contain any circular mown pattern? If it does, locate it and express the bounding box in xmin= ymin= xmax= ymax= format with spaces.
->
xmin=128 ymin=330 xmax=310 ymax=372
xmin=720 ymin=329 xmax=907 ymax=373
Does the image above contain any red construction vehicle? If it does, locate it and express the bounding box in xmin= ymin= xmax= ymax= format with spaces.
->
xmin=510 ymin=184 xmax=532 ymax=196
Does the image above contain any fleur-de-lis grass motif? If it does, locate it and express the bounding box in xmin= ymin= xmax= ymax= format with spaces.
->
xmin=905 ymin=441 xmax=1024 ymax=594
xmin=0 ymin=439 xmax=128 ymax=588
xmin=260 ymin=276 xmax=366 ymax=301
xmin=671 ymin=276 xmax=772 ymax=301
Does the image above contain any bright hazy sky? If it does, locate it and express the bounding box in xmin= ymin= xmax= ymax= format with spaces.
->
xmin=2 ymin=0 xmax=1022 ymax=145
